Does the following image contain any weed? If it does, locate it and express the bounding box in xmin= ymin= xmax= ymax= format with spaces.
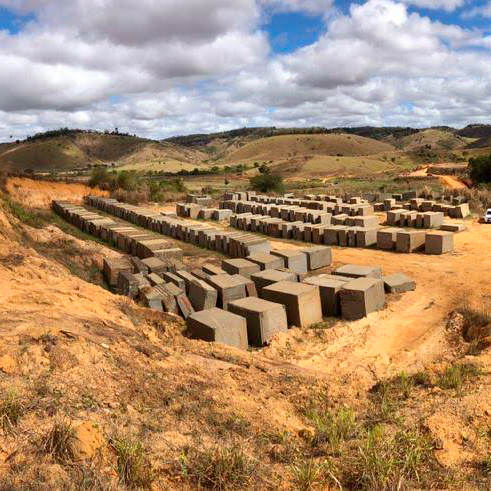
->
xmin=305 ymin=407 xmax=357 ymax=451
xmin=291 ymin=458 xmax=340 ymax=491
xmin=110 ymin=435 xmax=153 ymax=489
xmin=0 ymin=389 xmax=25 ymax=432
xmin=345 ymin=425 xmax=436 ymax=490
xmin=438 ymin=363 xmax=481 ymax=391
xmin=180 ymin=445 xmax=254 ymax=490
xmin=42 ymin=420 xmax=75 ymax=464
xmin=4 ymin=199 xmax=49 ymax=228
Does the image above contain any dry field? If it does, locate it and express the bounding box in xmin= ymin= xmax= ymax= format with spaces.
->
xmin=1 ymin=178 xmax=491 ymax=489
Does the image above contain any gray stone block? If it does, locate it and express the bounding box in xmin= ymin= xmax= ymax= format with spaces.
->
xmin=270 ymin=250 xmax=308 ymax=274
xmin=356 ymin=228 xmax=378 ymax=248
xmin=228 ymin=297 xmax=288 ymax=346
xmin=382 ymin=274 xmax=416 ymax=293
xmin=186 ymin=308 xmax=248 ymax=349
xmin=302 ymin=276 xmax=346 ymax=316
xmin=206 ymin=274 xmax=247 ymax=310
xmin=377 ymin=228 xmax=402 ymax=250
xmin=251 ymin=269 xmax=298 ymax=296
xmin=202 ymin=263 xmax=227 ymax=276
xmin=103 ymin=257 xmax=133 ymax=287
xmin=425 ymin=231 xmax=454 ymax=254
xmin=188 ymin=278 xmax=218 ymax=311
xmin=141 ymin=257 xmax=168 ymax=275
xmin=440 ymin=223 xmax=465 ymax=232
xmin=340 ymin=278 xmax=385 ymax=320
xmin=333 ymin=264 xmax=382 ymax=279
xmin=300 ymin=246 xmax=332 ymax=270
xmin=163 ymin=272 xmax=186 ymax=290
xmin=246 ymin=252 xmax=284 ymax=271
xmin=262 ymin=281 xmax=322 ymax=328
xmin=396 ymin=230 xmax=426 ymax=253
xmin=175 ymin=270 xmax=196 ymax=294
xmin=147 ymin=272 xmax=165 ymax=286
xmin=221 ymin=258 xmax=261 ymax=279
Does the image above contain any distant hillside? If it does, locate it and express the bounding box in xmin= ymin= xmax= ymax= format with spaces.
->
xmin=2 ymin=124 xmax=490 ymax=176
xmin=394 ymin=129 xmax=469 ymax=151
xmin=217 ymin=133 xmax=395 ymax=164
xmin=456 ymin=124 xmax=491 ymax=139
xmin=0 ymin=131 xmax=201 ymax=173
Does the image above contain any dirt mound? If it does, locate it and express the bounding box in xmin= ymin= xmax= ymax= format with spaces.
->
xmin=6 ymin=177 xmax=108 ymax=208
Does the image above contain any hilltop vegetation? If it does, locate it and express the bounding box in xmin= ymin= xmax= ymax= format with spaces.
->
xmin=1 ymin=125 xmax=490 ymax=179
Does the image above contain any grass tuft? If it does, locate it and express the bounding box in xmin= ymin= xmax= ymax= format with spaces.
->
xmin=345 ymin=425 xmax=436 ymax=490
xmin=180 ymin=445 xmax=254 ymax=490
xmin=438 ymin=363 xmax=482 ymax=391
xmin=0 ymin=389 xmax=25 ymax=432
xmin=110 ymin=435 xmax=153 ymax=489
xmin=42 ymin=419 xmax=76 ymax=464
xmin=305 ymin=407 xmax=357 ymax=451
xmin=291 ymin=458 xmax=339 ymax=491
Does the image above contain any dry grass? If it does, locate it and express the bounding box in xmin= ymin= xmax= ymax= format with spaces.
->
xmin=0 ymin=389 xmax=25 ymax=432
xmin=42 ymin=419 xmax=76 ymax=464
xmin=180 ymin=445 xmax=255 ymax=490
xmin=110 ymin=435 xmax=153 ymax=489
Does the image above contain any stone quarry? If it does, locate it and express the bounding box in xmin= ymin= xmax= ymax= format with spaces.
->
xmin=51 ymin=191 xmax=443 ymax=350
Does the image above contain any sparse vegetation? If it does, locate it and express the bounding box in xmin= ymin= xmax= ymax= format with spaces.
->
xmin=438 ymin=363 xmax=481 ymax=391
xmin=110 ymin=435 xmax=153 ymax=489
xmin=0 ymin=389 xmax=25 ymax=432
xmin=42 ymin=420 xmax=76 ymax=464
xmin=180 ymin=445 xmax=255 ymax=490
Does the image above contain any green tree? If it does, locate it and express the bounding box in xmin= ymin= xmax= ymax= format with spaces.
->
xmin=469 ymin=154 xmax=491 ymax=184
xmin=249 ymin=173 xmax=284 ymax=193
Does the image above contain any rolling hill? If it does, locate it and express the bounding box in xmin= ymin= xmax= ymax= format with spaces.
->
xmin=1 ymin=125 xmax=490 ymax=177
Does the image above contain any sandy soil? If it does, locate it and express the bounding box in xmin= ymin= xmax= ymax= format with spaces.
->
xmin=6 ymin=177 xmax=108 ymax=208
xmin=3 ymin=179 xmax=491 ymax=486
xmin=409 ymin=165 xmax=467 ymax=189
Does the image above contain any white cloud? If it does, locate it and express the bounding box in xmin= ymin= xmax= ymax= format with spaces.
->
xmin=463 ymin=1 xmax=491 ymax=18
xmin=259 ymin=0 xmax=334 ymax=15
xmin=401 ymin=0 xmax=465 ymax=12
xmin=0 ymin=0 xmax=489 ymax=141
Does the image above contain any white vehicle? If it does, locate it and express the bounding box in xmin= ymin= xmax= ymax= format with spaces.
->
xmin=485 ymin=209 xmax=491 ymax=223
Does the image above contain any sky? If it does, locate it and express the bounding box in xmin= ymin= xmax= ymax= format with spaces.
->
xmin=0 ymin=0 xmax=489 ymax=141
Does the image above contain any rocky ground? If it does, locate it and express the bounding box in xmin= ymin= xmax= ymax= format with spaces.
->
xmin=1 ymin=178 xmax=491 ymax=490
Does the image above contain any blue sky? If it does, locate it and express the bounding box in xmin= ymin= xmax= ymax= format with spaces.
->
xmin=0 ymin=0 xmax=488 ymax=140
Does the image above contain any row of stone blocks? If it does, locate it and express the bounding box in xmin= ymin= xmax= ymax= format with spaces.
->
xmin=176 ymin=203 xmax=233 ymax=221
xmin=221 ymin=199 xmax=374 ymax=220
xmin=184 ymin=194 xmax=213 ymax=206
xmin=379 ymin=199 xmax=470 ymax=218
xmin=52 ymin=201 xmax=184 ymax=262
xmin=229 ymin=210 xmax=454 ymax=254
xmin=85 ymin=196 xmax=271 ymax=258
xmin=185 ymin=262 xmax=415 ymax=350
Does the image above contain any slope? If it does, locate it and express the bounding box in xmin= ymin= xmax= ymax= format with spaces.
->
xmin=393 ymin=128 xmax=469 ymax=151
xmin=217 ymin=133 xmax=396 ymax=164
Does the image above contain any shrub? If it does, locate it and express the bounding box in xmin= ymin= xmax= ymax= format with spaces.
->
xmin=469 ymin=154 xmax=491 ymax=184
xmin=249 ymin=173 xmax=284 ymax=193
